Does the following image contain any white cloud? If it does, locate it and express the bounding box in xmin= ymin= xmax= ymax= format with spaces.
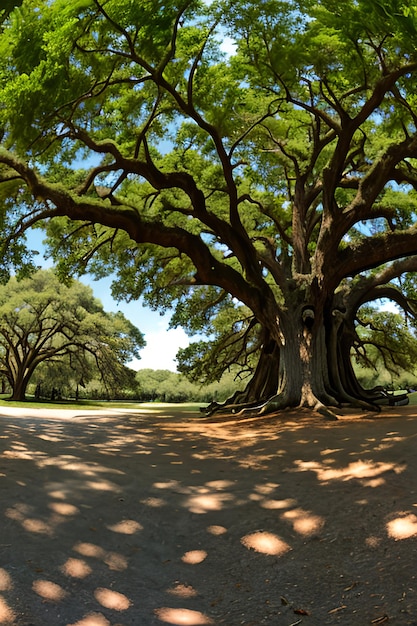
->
xmin=132 ymin=327 xmax=189 ymax=372
xmin=220 ymin=36 xmax=237 ymax=57
xmin=379 ymin=300 xmax=400 ymax=313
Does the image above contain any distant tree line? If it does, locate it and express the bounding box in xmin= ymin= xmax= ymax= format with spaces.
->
xmin=0 ymin=366 xmax=246 ymax=404
xmin=133 ymin=368 xmax=246 ymax=404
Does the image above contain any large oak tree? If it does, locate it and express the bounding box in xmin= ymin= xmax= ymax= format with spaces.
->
xmin=1 ymin=0 xmax=417 ymax=415
xmin=0 ymin=270 xmax=144 ymax=400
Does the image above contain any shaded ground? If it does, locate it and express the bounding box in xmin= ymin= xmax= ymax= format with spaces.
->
xmin=0 ymin=403 xmax=417 ymax=625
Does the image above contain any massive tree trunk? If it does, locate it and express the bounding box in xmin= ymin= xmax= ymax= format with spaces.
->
xmin=205 ymin=292 xmax=388 ymax=418
xmin=7 ymin=353 xmax=40 ymax=402
xmin=206 ymin=299 xmax=345 ymax=416
xmin=260 ymin=304 xmax=339 ymax=413
xmin=9 ymin=370 xmax=30 ymax=401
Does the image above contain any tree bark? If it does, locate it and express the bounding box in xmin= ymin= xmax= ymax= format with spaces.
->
xmin=9 ymin=371 xmax=30 ymax=401
xmin=205 ymin=291 xmax=387 ymax=419
xmin=206 ymin=301 xmax=342 ymax=416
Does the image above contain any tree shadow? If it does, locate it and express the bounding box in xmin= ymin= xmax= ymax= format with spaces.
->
xmin=0 ymin=407 xmax=416 ymax=625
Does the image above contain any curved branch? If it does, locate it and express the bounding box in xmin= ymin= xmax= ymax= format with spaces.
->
xmin=0 ymin=148 xmax=275 ymax=325
xmin=334 ymin=228 xmax=417 ymax=283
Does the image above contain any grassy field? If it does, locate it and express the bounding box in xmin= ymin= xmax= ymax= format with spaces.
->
xmin=0 ymin=393 xmax=415 ymax=412
xmin=0 ymin=395 xmax=206 ymax=413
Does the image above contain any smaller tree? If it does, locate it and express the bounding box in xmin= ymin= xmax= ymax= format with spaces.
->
xmin=0 ymin=270 xmax=145 ymax=400
xmin=352 ymin=307 xmax=417 ymax=395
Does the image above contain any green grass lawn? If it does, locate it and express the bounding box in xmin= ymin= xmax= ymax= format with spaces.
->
xmin=0 ymin=394 xmax=135 ymax=410
xmin=0 ymin=392 xmax=415 ymax=413
xmin=0 ymin=394 xmax=206 ymax=413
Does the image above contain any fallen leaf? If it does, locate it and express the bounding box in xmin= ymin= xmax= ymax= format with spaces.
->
xmin=294 ymin=608 xmax=310 ymax=615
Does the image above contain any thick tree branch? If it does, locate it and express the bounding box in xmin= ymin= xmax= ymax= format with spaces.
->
xmin=0 ymin=148 xmax=278 ymax=327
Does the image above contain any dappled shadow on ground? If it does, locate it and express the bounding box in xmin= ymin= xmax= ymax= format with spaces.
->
xmin=0 ymin=405 xmax=417 ymax=624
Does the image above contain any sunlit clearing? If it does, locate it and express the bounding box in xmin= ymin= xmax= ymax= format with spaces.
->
xmin=321 ymin=448 xmax=344 ymax=456
xmin=73 ymin=542 xmax=127 ymax=571
xmin=37 ymin=434 xmax=62 ymax=442
xmin=67 ymin=612 xmax=111 ymax=626
xmin=61 ymin=558 xmax=92 ymax=579
xmin=6 ymin=500 xmax=56 ymax=534
xmin=241 ymin=531 xmax=291 ymax=556
xmin=48 ymin=489 xmax=68 ymax=500
xmin=281 ymin=508 xmax=324 ymax=536
xmin=254 ymin=482 xmax=280 ymax=495
xmin=185 ymin=493 xmax=231 ymax=514
xmin=182 ymin=550 xmax=207 ymax=564
xmin=3 ymin=447 xmax=45 ymax=461
xmin=48 ymin=502 xmax=80 ymax=515
xmin=260 ymin=498 xmax=297 ymax=510
xmin=0 ymin=596 xmax=15 ymax=623
xmin=153 ymin=480 xmax=181 ymax=489
xmin=374 ymin=435 xmax=405 ymax=451
xmin=22 ymin=518 xmax=53 ymax=535
xmin=293 ymin=459 xmax=405 ymax=484
xmin=94 ymin=587 xmax=131 ymax=611
xmin=206 ymin=525 xmax=227 ymax=536
xmin=155 ymin=607 xmax=214 ymax=625
xmin=0 ymin=569 xmax=13 ymax=591
xmin=85 ymin=480 xmax=118 ymax=491
xmin=167 ymin=583 xmax=198 ymax=598
xmin=6 ymin=502 xmax=32 ymax=520
xmin=387 ymin=514 xmax=417 ymax=540
xmin=363 ymin=478 xmax=386 ymax=488
xmin=107 ymin=519 xmax=143 ymax=534
xmin=40 ymin=457 xmax=123 ymax=477
xmin=74 ymin=542 xmax=106 ymax=559
xmin=32 ymin=579 xmax=68 ymax=602
xmin=205 ymin=480 xmax=235 ymax=489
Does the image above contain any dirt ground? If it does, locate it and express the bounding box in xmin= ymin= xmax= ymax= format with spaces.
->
xmin=0 ymin=403 xmax=417 ymax=626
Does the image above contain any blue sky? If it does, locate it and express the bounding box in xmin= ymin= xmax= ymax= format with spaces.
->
xmin=25 ymin=230 xmax=189 ymax=372
xmin=82 ymin=274 xmax=189 ymax=371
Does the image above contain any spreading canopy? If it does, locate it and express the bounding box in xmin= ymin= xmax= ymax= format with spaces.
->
xmin=0 ymin=270 xmax=145 ymax=400
xmin=1 ymin=0 xmax=417 ymax=414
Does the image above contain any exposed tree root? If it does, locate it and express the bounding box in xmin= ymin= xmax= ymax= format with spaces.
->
xmin=313 ymin=402 xmax=339 ymax=421
xmin=202 ymin=388 xmax=404 ymax=420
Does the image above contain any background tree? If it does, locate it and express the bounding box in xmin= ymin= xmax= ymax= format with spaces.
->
xmin=2 ymin=1 xmax=417 ymax=415
xmin=134 ymin=368 xmax=245 ymax=403
xmin=352 ymin=306 xmax=417 ymax=392
xmin=30 ymin=358 xmax=138 ymax=400
xmin=0 ymin=270 xmax=144 ymax=400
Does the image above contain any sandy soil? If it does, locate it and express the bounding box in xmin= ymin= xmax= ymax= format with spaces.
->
xmin=0 ymin=403 xmax=417 ymax=626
